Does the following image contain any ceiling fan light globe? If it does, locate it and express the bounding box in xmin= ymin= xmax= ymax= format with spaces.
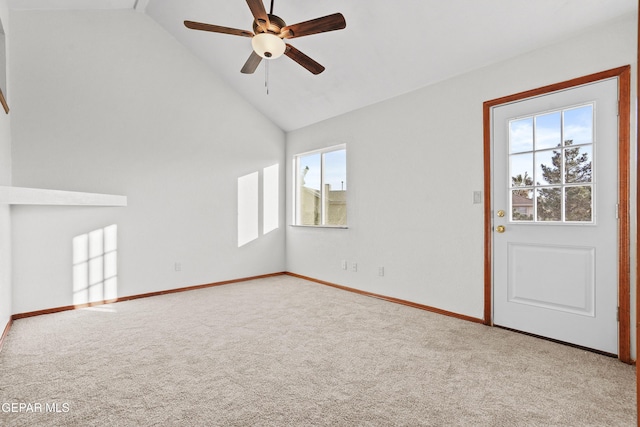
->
xmin=251 ymin=33 xmax=286 ymax=59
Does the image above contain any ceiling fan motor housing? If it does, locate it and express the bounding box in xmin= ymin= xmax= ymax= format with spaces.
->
xmin=252 ymin=14 xmax=287 ymax=59
xmin=253 ymin=14 xmax=287 ymax=36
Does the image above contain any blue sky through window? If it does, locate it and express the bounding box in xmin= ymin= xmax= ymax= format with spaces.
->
xmin=324 ymin=149 xmax=346 ymax=191
xmin=300 ymin=148 xmax=346 ymax=191
xmin=563 ymin=105 xmax=593 ymax=145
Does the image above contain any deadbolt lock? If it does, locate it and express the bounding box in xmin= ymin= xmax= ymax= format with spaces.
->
xmin=497 ymin=210 xmax=505 ymax=218
xmin=496 ymin=225 xmax=506 ymax=233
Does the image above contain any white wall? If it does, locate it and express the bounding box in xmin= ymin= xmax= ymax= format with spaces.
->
xmin=0 ymin=0 xmax=11 ymax=332
xmin=286 ymin=13 xmax=637 ymax=328
xmin=6 ymin=7 xmax=637 ymax=355
xmin=9 ymin=9 xmax=286 ymax=313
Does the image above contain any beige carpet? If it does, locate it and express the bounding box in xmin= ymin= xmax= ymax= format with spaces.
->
xmin=0 ymin=275 xmax=636 ymax=426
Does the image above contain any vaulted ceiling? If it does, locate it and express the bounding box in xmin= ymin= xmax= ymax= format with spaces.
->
xmin=9 ymin=0 xmax=638 ymax=131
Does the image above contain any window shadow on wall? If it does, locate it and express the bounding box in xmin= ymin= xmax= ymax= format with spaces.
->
xmin=72 ymin=224 xmax=118 ymax=307
xmin=238 ymin=164 xmax=279 ymax=247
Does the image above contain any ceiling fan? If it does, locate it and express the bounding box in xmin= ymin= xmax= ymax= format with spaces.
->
xmin=184 ymin=0 xmax=346 ymax=75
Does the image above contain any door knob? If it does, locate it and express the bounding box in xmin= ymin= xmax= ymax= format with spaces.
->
xmin=497 ymin=210 xmax=505 ymax=217
xmin=496 ymin=225 xmax=505 ymax=233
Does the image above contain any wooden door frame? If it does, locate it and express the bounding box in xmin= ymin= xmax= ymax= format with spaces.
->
xmin=635 ymin=0 xmax=640 ymax=426
xmin=482 ymin=66 xmax=632 ymax=363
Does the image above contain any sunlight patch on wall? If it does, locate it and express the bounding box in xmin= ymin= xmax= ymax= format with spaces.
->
xmin=263 ymin=164 xmax=279 ymax=235
xmin=237 ymin=172 xmax=259 ymax=247
xmin=237 ymin=164 xmax=280 ymax=247
xmin=73 ymin=224 xmax=118 ymax=307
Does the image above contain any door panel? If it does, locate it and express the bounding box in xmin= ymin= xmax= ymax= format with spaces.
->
xmin=492 ymin=78 xmax=618 ymax=354
xmin=507 ymin=243 xmax=595 ymax=316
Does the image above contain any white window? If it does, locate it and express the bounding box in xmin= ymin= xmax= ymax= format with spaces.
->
xmin=294 ymin=145 xmax=347 ymax=226
xmin=509 ymin=104 xmax=594 ymax=223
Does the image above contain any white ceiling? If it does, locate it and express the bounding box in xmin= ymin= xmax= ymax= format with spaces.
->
xmin=9 ymin=0 xmax=638 ymax=131
xmin=9 ymin=0 xmax=138 ymax=10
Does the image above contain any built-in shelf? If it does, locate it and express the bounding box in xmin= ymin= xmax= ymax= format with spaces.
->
xmin=0 ymin=186 xmax=127 ymax=206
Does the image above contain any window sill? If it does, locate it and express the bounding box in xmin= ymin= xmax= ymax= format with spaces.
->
xmin=289 ymin=224 xmax=349 ymax=229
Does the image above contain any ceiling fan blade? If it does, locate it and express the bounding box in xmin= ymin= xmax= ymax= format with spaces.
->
xmin=284 ymin=44 xmax=325 ymax=75
xmin=281 ymin=13 xmax=346 ymax=39
xmin=184 ymin=21 xmax=253 ymax=38
xmin=246 ymin=0 xmax=270 ymax=30
xmin=241 ymin=51 xmax=263 ymax=74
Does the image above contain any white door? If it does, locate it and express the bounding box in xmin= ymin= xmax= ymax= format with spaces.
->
xmin=492 ymin=78 xmax=619 ymax=354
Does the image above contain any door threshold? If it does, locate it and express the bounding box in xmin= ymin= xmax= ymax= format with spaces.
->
xmin=494 ymin=325 xmax=618 ymax=359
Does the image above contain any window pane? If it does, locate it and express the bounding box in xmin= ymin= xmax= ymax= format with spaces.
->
xmin=563 ymin=105 xmax=593 ymax=146
xmin=535 ymin=149 xmax=561 ymax=185
xmin=565 ymin=145 xmax=592 ymax=183
xmin=323 ymin=149 xmax=347 ymax=226
xmin=535 ymin=111 xmax=561 ymax=149
xmin=509 ymin=117 xmax=533 ymax=153
xmin=298 ymin=153 xmax=321 ymax=225
xmin=295 ymin=145 xmax=347 ymax=227
xmin=510 ymin=153 xmax=533 ymax=188
xmin=537 ymin=187 xmax=561 ymax=221
xmin=565 ymin=186 xmax=592 ymax=222
xmin=511 ymin=189 xmax=533 ymax=221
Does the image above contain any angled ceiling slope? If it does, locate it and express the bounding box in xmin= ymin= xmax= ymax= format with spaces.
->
xmin=9 ymin=0 xmax=638 ymax=131
xmin=8 ymin=0 xmax=142 ymax=10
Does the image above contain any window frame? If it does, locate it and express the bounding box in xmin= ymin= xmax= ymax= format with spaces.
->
xmin=508 ymin=102 xmax=596 ymax=225
xmin=292 ymin=144 xmax=348 ymax=228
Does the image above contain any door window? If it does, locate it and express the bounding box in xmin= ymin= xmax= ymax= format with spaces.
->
xmin=509 ymin=104 xmax=594 ymax=223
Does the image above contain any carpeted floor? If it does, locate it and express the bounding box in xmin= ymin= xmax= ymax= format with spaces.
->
xmin=0 ymin=275 xmax=636 ymax=426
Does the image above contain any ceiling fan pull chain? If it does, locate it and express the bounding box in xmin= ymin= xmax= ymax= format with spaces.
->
xmin=265 ymin=60 xmax=268 ymax=94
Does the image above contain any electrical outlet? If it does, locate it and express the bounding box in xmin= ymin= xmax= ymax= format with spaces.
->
xmin=174 ymin=262 xmax=182 ymax=272
xmin=341 ymin=260 xmax=347 ymax=270
xmin=351 ymin=262 xmax=357 ymax=272
xmin=378 ymin=267 xmax=384 ymax=277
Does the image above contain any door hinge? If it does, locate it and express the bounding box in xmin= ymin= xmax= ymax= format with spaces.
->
xmin=617 ymin=306 xmax=620 ymax=322
xmin=616 ymin=203 xmax=619 ymax=219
